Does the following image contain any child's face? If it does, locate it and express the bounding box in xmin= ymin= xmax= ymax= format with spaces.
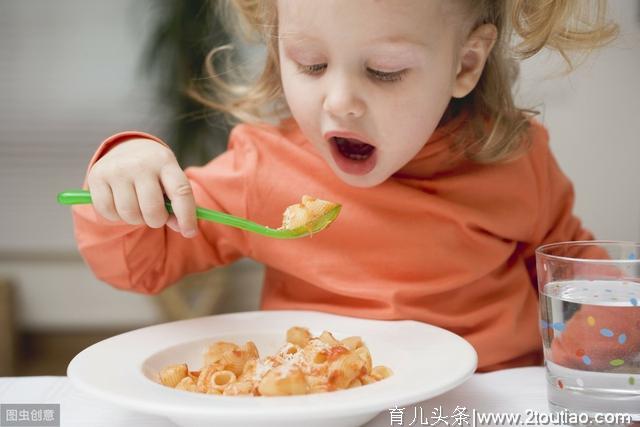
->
xmin=278 ymin=0 xmax=471 ymax=187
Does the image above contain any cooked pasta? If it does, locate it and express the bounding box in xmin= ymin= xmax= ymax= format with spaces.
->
xmin=279 ymin=196 xmax=339 ymax=230
xmin=157 ymin=326 xmax=392 ymax=396
xmin=159 ymin=363 xmax=188 ymax=388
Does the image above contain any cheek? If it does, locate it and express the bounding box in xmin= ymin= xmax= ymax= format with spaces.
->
xmin=281 ymin=72 xmax=321 ymax=135
xmin=378 ymin=93 xmax=443 ymax=142
xmin=383 ymin=73 xmax=453 ymax=134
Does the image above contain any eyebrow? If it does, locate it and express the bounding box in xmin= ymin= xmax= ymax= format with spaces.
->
xmin=368 ymin=35 xmax=430 ymax=49
xmin=280 ymin=32 xmax=429 ymax=52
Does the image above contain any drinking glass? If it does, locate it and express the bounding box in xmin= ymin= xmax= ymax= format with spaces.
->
xmin=536 ymin=241 xmax=639 ymax=420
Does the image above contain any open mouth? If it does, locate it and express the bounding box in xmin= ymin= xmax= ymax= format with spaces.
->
xmin=331 ymin=137 xmax=376 ymax=161
xmin=327 ymin=136 xmax=377 ymax=175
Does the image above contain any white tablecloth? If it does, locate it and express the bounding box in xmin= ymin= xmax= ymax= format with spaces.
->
xmin=0 ymin=367 xmax=592 ymax=427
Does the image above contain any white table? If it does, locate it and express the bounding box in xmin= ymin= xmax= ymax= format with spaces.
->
xmin=0 ymin=367 xmax=600 ymax=427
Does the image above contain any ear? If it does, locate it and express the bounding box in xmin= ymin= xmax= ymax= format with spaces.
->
xmin=452 ymin=24 xmax=498 ymax=98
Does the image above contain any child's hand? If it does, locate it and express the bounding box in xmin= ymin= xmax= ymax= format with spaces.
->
xmin=87 ymin=138 xmax=197 ymax=238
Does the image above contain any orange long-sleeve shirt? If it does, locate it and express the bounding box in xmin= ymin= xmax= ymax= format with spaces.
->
xmin=72 ymin=115 xmax=593 ymax=371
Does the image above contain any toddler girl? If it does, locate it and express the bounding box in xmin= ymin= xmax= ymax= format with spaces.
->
xmin=72 ymin=0 xmax=617 ymax=372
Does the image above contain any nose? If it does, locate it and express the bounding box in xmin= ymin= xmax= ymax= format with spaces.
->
xmin=322 ymin=75 xmax=365 ymax=119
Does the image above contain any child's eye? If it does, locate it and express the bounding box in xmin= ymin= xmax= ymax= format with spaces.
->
xmin=295 ymin=63 xmax=407 ymax=82
xmin=297 ymin=63 xmax=327 ymax=75
xmin=367 ymin=68 xmax=408 ymax=82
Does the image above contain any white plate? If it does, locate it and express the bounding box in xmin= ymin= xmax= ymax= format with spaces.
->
xmin=68 ymin=310 xmax=477 ymax=427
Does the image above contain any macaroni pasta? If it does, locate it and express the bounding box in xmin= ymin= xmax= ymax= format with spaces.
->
xmin=158 ymin=326 xmax=392 ymax=396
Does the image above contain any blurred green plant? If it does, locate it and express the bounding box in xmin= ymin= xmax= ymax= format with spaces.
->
xmin=142 ymin=0 xmax=232 ymax=166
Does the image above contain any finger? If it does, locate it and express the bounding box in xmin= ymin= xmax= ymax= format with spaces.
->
xmin=166 ymin=215 xmax=181 ymax=233
xmin=110 ymin=181 xmax=144 ymax=225
xmin=160 ymin=164 xmax=197 ymax=238
xmin=87 ymin=179 xmax=119 ymax=222
xmin=134 ymin=176 xmax=169 ymax=228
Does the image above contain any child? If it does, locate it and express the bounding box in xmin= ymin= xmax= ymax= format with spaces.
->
xmin=71 ymin=0 xmax=617 ymax=372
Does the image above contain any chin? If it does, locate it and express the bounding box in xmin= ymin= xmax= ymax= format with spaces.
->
xmin=332 ymin=167 xmax=389 ymax=188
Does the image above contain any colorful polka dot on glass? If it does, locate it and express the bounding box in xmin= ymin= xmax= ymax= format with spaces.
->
xmin=541 ymin=279 xmax=640 ymax=376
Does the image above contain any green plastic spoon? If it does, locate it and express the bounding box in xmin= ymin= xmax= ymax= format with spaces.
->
xmin=57 ymin=189 xmax=341 ymax=239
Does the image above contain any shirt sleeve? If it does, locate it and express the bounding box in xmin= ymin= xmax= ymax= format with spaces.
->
xmin=71 ymin=130 xmax=253 ymax=294
xmin=523 ymin=124 xmax=595 ymax=287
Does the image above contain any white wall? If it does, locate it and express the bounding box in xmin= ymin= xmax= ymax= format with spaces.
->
xmin=0 ymin=0 xmax=162 ymax=253
xmin=516 ymin=0 xmax=640 ymax=241
xmin=1 ymin=0 xmax=638 ymax=330
xmin=0 ymin=0 xmax=263 ymax=330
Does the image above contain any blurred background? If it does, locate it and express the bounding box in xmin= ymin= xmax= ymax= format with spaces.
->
xmin=0 ymin=0 xmax=638 ymax=377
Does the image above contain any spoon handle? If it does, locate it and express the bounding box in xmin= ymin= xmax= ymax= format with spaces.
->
xmin=57 ymin=189 xmax=289 ymax=237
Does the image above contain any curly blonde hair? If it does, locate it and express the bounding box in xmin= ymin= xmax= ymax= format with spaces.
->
xmin=190 ymin=0 xmax=617 ymax=163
